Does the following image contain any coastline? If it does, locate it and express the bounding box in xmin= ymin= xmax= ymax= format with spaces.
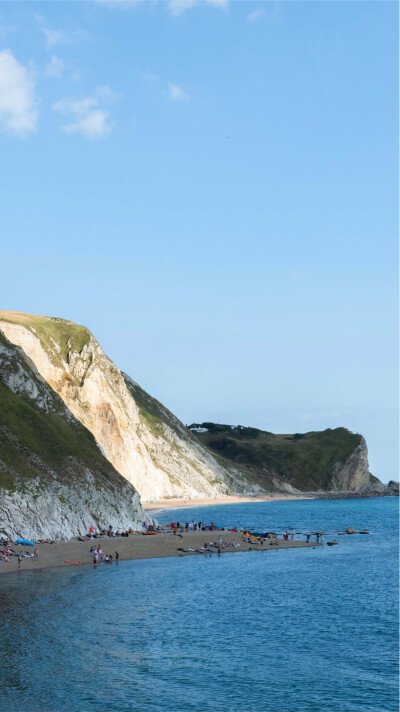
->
xmin=142 ymin=493 xmax=314 ymax=513
xmin=0 ymin=530 xmax=320 ymax=575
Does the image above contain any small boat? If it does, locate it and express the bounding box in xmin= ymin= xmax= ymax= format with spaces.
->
xmin=64 ymin=561 xmax=81 ymax=565
xmin=142 ymin=531 xmax=157 ymax=535
xmin=326 ymin=541 xmax=338 ymax=546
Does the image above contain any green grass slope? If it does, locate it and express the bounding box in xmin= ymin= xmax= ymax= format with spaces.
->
xmin=188 ymin=423 xmax=363 ymax=491
xmin=0 ymin=310 xmax=91 ymax=367
xmin=0 ymin=332 xmax=132 ymax=496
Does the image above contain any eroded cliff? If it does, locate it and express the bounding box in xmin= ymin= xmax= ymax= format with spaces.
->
xmin=0 ymin=312 xmax=243 ymax=500
xmin=0 ymin=331 xmax=149 ymax=539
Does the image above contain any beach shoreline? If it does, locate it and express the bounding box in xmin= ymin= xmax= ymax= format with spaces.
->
xmin=0 ymin=530 xmax=320 ymax=575
xmin=142 ymin=493 xmax=314 ymax=513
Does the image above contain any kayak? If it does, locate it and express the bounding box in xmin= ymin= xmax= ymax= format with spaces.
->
xmin=64 ymin=561 xmax=81 ymax=565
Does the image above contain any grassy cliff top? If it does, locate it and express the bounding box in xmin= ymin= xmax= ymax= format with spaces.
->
xmin=0 ymin=310 xmax=91 ymax=365
xmin=188 ymin=423 xmax=363 ymax=491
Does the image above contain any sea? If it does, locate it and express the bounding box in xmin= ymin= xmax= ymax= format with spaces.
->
xmin=0 ymin=497 xmax=398 ymax=712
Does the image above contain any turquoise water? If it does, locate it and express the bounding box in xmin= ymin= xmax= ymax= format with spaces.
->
xmin=0 ymin=497 xmax=398 ymax=712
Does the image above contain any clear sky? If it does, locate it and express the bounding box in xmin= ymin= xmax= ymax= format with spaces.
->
xmin=0 ymin=0 xmax=398 ymax=482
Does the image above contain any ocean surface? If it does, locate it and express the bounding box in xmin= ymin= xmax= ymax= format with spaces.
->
xmin=0 ymin=497 xmax=398 ymax=712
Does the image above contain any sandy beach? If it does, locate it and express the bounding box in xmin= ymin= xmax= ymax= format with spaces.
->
xmin=143 ymin=493 xmax=315 ymax=513
xmin=0 ymin=530 xmax=320 ymax=575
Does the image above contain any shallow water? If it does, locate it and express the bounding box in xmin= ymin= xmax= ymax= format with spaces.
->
xmin=0 ymin=497 xmax=398 ymax=712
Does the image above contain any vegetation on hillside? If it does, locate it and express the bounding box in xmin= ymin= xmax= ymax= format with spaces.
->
xmin=0 ymin=311 xmax=90 ymax=367
xmin=188 ymin=423 xmax=362 ymax=491
xmin=0 ymin=337 xmax=131 ymax=495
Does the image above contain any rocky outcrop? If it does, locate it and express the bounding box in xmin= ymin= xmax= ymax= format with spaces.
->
xmin=385 ymin=480 xmax=399 ymax=495
xmin=0 ymin=467 xmax=147 ymax=542
xmin=330 ymin=437 xmax=381 ymax=492
xmin=0 ymin=332 xmax=150 ymax=540
xmin=0 ymin=312 xmax=246 ymax=500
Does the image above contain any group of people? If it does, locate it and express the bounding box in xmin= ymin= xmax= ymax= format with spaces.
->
xmin=170 ymin=521 xmax=236 ymax=533
xmin=0 ymin=539 xmax=39 ymax=566
xmin=80 ymin=526 xmax=138 ymax=541
xmin=90 ymin=545 xmax=120 ymax=565
xmin=305 ymin=533 xmax=323 ymax=543
xmin=282 ymin=531 xmax=295 ymax=541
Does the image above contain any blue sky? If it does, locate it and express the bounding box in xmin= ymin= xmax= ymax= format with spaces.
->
xmin=0 ymin=0 xmax=398 ymax=481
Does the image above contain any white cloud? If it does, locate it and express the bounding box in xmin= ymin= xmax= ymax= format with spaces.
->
xmin=44 ymin=55 xmax=64 ymax=78
xmin=168 ymin=0 xmax=196 ymax=15
xmin=0 ymin=49 xmax=37 ymax=136
xmin=35 ymin=14 xmax=91 ymax=48
xmin=42 ymin=26 xmax=69 ymax=48
xmin=168 ymin=82 xmax=188 ymax=101
xmin=206 ymin=0 xmax=228 ymax=8
xmin=95 ymin=84 xmax=120 ymax=102
xmin=53 ymin=95 xmax=98 ymax=116
xmin=61 ymin=109 xmax=110 ymax=139
xmin=52 ymin=86 xmax=115 ymax=139
xmin=247 ymin=9 xmax=266 ymax=21
xmin=168 ymin=0 xmax=228 ymax=15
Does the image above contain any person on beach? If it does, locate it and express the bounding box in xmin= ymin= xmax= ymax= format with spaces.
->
xmin=218 ymin=535 xmax=223 ymax=548
xmin=93 ymin=553 xmax=98 ymax=566
xmin=115 ymin=551 xmax=119 ymax=561
xmin=34 ymin=547 xmax=39 ymax=559
xmin=17 ymin=555 xmax=22 ymax=568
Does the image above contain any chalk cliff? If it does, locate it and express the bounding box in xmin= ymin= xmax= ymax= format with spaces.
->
xmin=0 ymin=331 xmax=150 ymax=540
xmin=0 ymin=311 xmax=243 ymax=501
xmin=0 ymin=311 xmax=385 ymax=505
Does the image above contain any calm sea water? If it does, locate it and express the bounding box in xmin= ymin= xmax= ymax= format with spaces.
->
xmin=0 ymin=497 xmax=397 ymax=712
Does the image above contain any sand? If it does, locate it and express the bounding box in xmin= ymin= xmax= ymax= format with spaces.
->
xmin=0 ymin=530 xmax=320 ymax=575
xmin=143 ymin=493 xmax=314 ymax=513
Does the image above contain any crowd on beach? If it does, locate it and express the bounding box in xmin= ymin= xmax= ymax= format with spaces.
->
xmin=0 ymin=538 xmax=39 ymax=567
xmin=90 ymin=545 xmax=120 ymax=565
xmin=0 ymin=520 xmax=329 ymax=570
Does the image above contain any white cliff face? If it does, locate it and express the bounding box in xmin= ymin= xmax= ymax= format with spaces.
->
xmin=0 ymin=320 xmax=244 ymax=500
xmin=1 ymin=313 xmax=380 ymax=502
xmin=0 ymin=332 xmax=151 ymax=540
xmin=0 ymin=475 xmax=147 ymax=541
xmin=330 ymin=437 xmax=380 ymax=492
